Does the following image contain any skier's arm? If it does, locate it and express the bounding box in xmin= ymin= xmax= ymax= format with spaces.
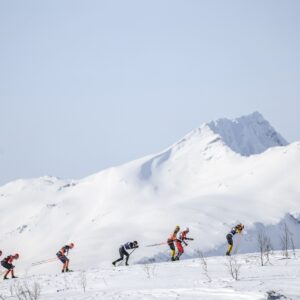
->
xmin=130 ymin=242 xmax=139 ymax=249
xmin=177 ymin=238 xmax=187 ymax=246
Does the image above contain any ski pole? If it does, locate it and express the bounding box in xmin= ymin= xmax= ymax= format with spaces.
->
xmin=145 ymin=242 xmax=167 ymax=247
xmin=32 ymin=257 xmax=57 ymax=265
xmin=117 ymin=248 xmax=137 ymax=267
xmin=31 ymin=257 xmax=57 ymax=266
xmin=129 ymin=248 xmax=137 ymax=256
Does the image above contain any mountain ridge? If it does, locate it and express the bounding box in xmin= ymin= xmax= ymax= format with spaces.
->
xmin=207 ymin=111 xmax=288 ymax=156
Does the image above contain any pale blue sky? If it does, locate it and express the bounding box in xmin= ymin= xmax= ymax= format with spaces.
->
xmin=1 ymin=0 xmax=300 ymax=185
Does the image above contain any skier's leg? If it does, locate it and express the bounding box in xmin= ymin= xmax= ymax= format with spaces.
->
xmin=226 ymin=234 xmax=233 ymax=255
xmin=62 ymin=262 xmax=67 ymax=272
xmin=58 ymin=254 xmax=66 ymax=272
xmin=60 ymin=256 xmax=68 ymax=272
xmin=65 ymin=258 xmax=70 ymax=271
xmin=3 ymin=269 xmax=11 ymax=279
xmin=112 ymin=247 xmax=125 ymax=265
xmin=112 ymin=257 xmax=123 ymax=265
xmin=169 ymin=243 xmax=176 ymax=261
xmin=123 ymin=248 xmax=130 ymax=265
xmin=226 ymin=244 xmax=233 ymax=256
xmin=2 ymin=262 xmax=12 ymax=279
xmin=176 ymin=242 xmax=183 ymax=260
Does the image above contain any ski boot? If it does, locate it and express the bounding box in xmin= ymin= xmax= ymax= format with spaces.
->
xmin=66 ymin=268 xmax=73 ymax=272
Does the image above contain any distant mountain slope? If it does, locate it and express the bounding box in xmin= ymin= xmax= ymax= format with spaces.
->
xmin=0 ymin=112 xmax=299 ymax=273
xmin=207 ymin=111 xmax=288 ymax=156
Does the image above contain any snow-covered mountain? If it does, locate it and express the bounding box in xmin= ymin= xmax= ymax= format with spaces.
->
xmin=0 ymin=112 xmax=299 ymax=274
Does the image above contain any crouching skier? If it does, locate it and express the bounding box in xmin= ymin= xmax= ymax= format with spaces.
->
xmin=112 ymin=241 xmax=139 ymax=266
xmin=175 ymin=227 xmax=194 ymax=260
xmin=56 ymin=243 xmax=74 ymax=273
xmin=167 ymin=225 xmax=180 ymax=261
xmin=1 ymin=253 xmax=19 ymax=280
xmin=226 ymin=223 xmax=244 ymax=256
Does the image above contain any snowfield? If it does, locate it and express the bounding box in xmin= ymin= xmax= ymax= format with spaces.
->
xmin=0 ymin=251 xmax=299 ymax=299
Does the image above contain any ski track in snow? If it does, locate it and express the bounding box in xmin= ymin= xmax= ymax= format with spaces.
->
xmin=0 ymin=251 xmax=299 ymax=299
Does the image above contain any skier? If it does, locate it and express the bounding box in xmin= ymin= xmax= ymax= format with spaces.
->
xmin=167 ymin=225 xmax=180 ymax=261
xmin=56 ymin=242 xmax=74 ymax=273
xmin=112 ymin=241 xmax=139 ymax=266
xmin=175 ymin=227 xmax=194 ymax=260
xmin=1 ymin=253 xmax=19 ymax=280
xmin=226 ymin=223 xmax=244 ymax=256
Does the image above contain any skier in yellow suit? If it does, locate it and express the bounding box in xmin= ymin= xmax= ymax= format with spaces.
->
xmin=226 ymin=223 xmax=244 ymax=256
xmin=167 ymin=225 xmax=180 ymax=261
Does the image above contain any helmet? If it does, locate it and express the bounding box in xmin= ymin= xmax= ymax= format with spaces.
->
xmin=14 ymin=253 xmax=19 ymax=259
xmin=69 ymin=243 xmax=74 ymax=249
xmin=175 ymin=225 xmax=180 ymax=231
xmin=0 ymin=250 xmax=2 ymax=256
xmin=133 ymin=241 xmax=138 ymax=246
xmin=185 ymin=227 xmax=189 ymax=233
xmin=236 ymin=224 xmax=244 ymax=230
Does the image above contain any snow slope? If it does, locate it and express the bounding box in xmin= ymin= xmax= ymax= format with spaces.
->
xmin=0 ymin=251 xmax=299 ymax=299
xmin=0 ymin=112 xmax=299 ymax=273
